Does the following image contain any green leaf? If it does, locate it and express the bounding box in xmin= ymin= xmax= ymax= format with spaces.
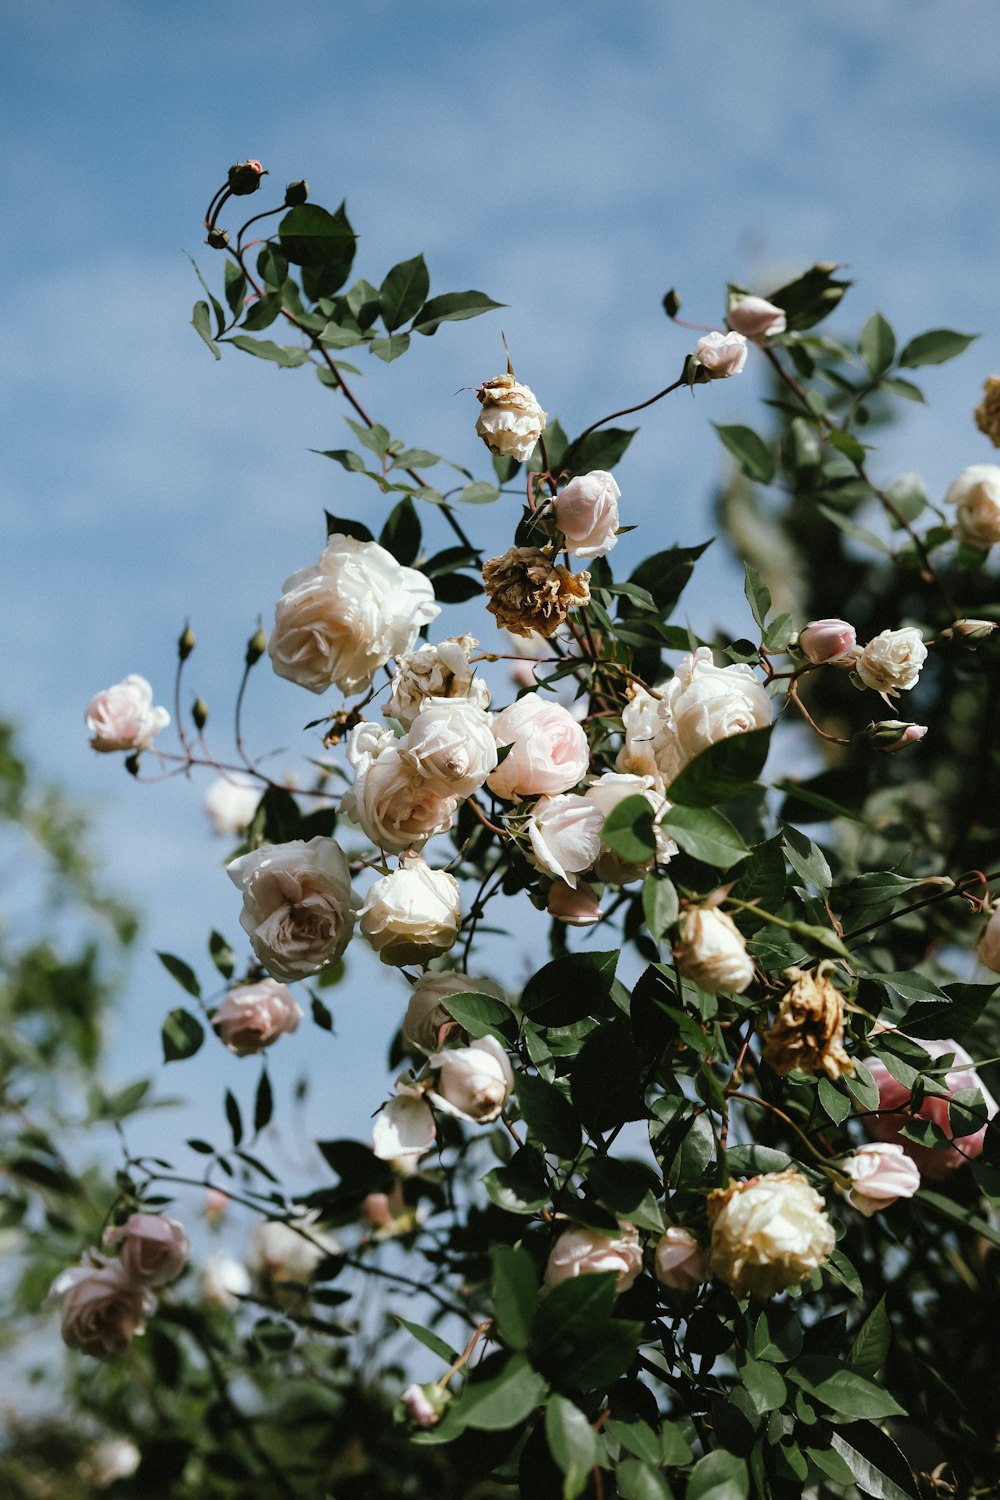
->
xmin=739 ymin=1358 xmax=786 ymax=1414
xmin=157 ymin=951 xmax=201 ymax=999
xmin=585 ymin=1156 xmax=663 ymax=1232
xmin=742 ymin=563 xmax=771 ymax=628
xmin=897 ymin=328 xmax=977 ymax=368
xmin=570 ymin=1020 xmax=644 ymax=1133
xmin=456 ymin=1352 xmax=546 ymax=1431
xmin=686 ymin=1449 xmax=749 ymax=1500
xmin=642 ymin=874 xmax=679 ymax=942
xmin=516 ymin=1073 xmax=581 ymax=1158
xmin=521 ymin=950 xmax=619 ymax=1026
xmin=659 ymin=806 xmax=749 ymax=868
xmin=223 ymin=259 xmax=247 ymax=315
xmin=624 ymin=541 xmax=712 ymax=621
xmin=858 ymin=311 xmax=896 ymax=378
xmin=316 ymin=448 xmax=367 ymax=473
xmin=531 ymin=1272 xmax=642 ymax=1390
xmin=345 ymin=417 xmax=392 ymax=459
xmin=605 ymin=1417 xmax=661 ymax=1466
xmin=208 ymin=930 xmax=235 ymax=980
xmin=561 ymin=426 xmax=637 ymax=479
xmin=457 ymin=481 xmax=501 ymax=504
xmin=379 ymin=498 xmax=421 ymax=567
xmin=714 ymin=424 xmax=774 ymax=484
xmin=369 ymin=333 xmax=410 ymax=362
xmin=601 ymin=794 xmax=656 ymax=863
xmin=225 ymin=335 xmax=307 ymax=367
xmin=827 ymin=427 xmax=867 ymax=466
xmin=311 ymin=994 xmax=333 ymax=1031
xmin=191 ymin=300 xmax=221 ymax=359
xmin=666 ymin=728 xmax=771 ymax=808
xmin=817 ymin=1075 xmax=851 ymax=1125
xmin=379 ymin=253 xmax=430 ymax=332
xmin=545 ymin=1395 xmax=598 ymax=1498
xmin=725 ymin=1144 xmax=793 ymax=1177
xmin=789 ymin=1357 xmax=905 ymax=1419
xmin=324 ymin=511 xmax=374 ymax=543
xmin=616 ymin=1456 xmax=673 ymax=1500
xmin=441 ymin=990 xmax=512 ymax=1043
xmin=254 ymin=1317 xmax=295 ymax=1353
xmin=484 ymin=1146 xmax=550 ymax=1215
xmin=391 ymin=1314 xmax=459 ymax=1366
xmin=254 ymin=1070 xmax=274 ymax=1134
xmin=411 ymin=290 xmax=505 ymax=335
xmin=240 ymin=291 xmax=283 ymax=331
xmin=849 ymin=1297 xmax=890 ymax=1377
xmin=162 ymin=1008 xmax=204 ymax=1063
xmin=816 ymin=502 xmax=890 ymax=556
xmin=829 ymin=1425 xmax=919 ymax=1500
xmin=781 ymin=824 xmax=832 ymax=891
xmin=492 ymin=1245 xmax=538 ymax=1352
xmin=278 ymin=202 xmax=357 ymax=296
xmin=225 ymin=1089 xmax=243 ymax=1147
xmin=915 ymin=1189 xmax=1000 ymax=1248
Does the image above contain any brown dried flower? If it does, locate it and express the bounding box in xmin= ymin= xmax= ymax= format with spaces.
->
xmin=482 ymin=547 xmax=590 ymax=639
xmin=761 ymin=968 xmax=854 ymax=1080
xmin=974 ymin=376 xmax=1000 ymax=448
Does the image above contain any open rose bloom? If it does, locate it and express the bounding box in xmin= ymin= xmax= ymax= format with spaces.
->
xmin=103 ymin=1213 xmax=190 ymax=1286
xmin=212 ymin=979 xmax=303 ymax=1056
xmin=86 ymin=674 xmax=170 ymax=753
xmin=48 ymin=1256 xmax=156 ymax=1360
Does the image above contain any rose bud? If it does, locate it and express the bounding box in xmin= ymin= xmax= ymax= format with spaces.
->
xmin=543 ymin=1223 xmax=643 ymax=1295
xmin=284 ymin=179 xmax=309 ymax=206
xmin=483 ymin=546 xmax=591 ymax=639
xmin=692 ymin=330 xmax=748 ymax=379
xmin=486 ymin=692 xmax=590 ymax=802
xmin=707 ymin=1169 xmax=835 ymax=1299
xmin=860 ymin=720 xmax=928 ymax=752
xmin=552 ymin=470 xmax=622 ymax=560
xmin=227 ymin=159 xmax=266 ymax=195
xmin=47 ymin=1255 xmax=155 ymax=1360
xmin=978 ymin=907 xmax=1000 ymax=973
xmin=762 ymin=969 xmax=854 ymax=1080
xmin=86 ymin=674 xmax=170 ymax=753
xmin=944 ymin=463 xmax=1000 ymax=547
xmin=863 ymin=1036 xmax=998 ymax=1177
xmin=654 ymin=1227 xmax=706 ymax=1292
xmin=855 ymin=627 xmax=927 ymax=696
xmin=475 ymin=374 xmax=546 ymax=462
xmin=206 ymin=227 xmax=230 ymax=249
xmin=359 ymin=855 xmax=461 ymax=967
xmin=403 ymin=971 xmax=504 ymax=1053
xmin=402 ymin=1382 xmax=448 ymax=1429
xmin=974 ymin=376 xmax=1000 ymax=448
xmin=547 ymin=880 xmax=604 ymax=926
xmin=798 ymin=618 xmax=857 ymax=664
xmin=675 ymin=907 xmax=754 ymax=996
xmin=727 ymin=295 xmax=787 ymax=339
xmin=212 ymin=979 xmax=303 ymax=1057
xmin=836 ymin=1142 xmax=920 ymax=1217
xmin=103 ymin=1213 xmax=190 ymax=1287
xmin=939 ymin=618 xmax=998 ymax=645
xmin=429 ymin=1036 xmax=514 ymax=1124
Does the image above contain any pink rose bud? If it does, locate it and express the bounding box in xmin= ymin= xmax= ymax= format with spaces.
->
xmin=727 ymin=295 xmax=787 ymax=339
xmin=864 ymin=1037 xmax=998 ymax=1177
xmin=402 ymin=1382 xmax=445 ymax=1428
xmin=862 ymin=720 xmax=928 ymax=752
xmin=544 ymin=1223 xmax=644 ymax=1295
xmin=361 ymin=1192 xmax=394 ymax=1230
xmin=48 ymin=1255 xmax=155 ymax=1360
xmin=547 ymin=880 xmax=604 ymax=925
xmin=212 ymin=979 xmax=303 ymax=1056
xmin=692 ymin=330 xmax=748 ymax=379
xmin=203 ymin=1189 xmax=230 ymax=1227
xmin=552 ymin=470 xmax=622 ymax=560
xmin=654 ymin=1226 xmax=706 ymax=1291
xmin=798 ymin=618 xmax=857 ymax=664
xmin=104 ymin=1213 xmax=190 ymax=1287
xmin=836 ymin=1142 xmax=920 ymax=1217
xmin=228 ymin=159 xmax=266 ymax=195
xmin=978 ymin=907 xmax=1000 ymax=972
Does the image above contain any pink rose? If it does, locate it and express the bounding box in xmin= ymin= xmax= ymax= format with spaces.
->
xmin=402 ymin=1383 xmax=445 ymax=1428
xmin=552 ymin=470 xmax=621 ymax=560
xmin=104 ymin=1213 xmax=190 ymax=1286
xmin=836 ymin=1143 xmax=920 ymax=1217
xmin=727 ymin=295 xmax=787 ymax=339
xmin=486 ymin=692 xmax=590 ymax=802
xmin=544 ymin=1223 xmax=643 ymax=1295
xmin=212 ymin=979 xmax=303 ymax=1056
xmin=547 ymin=880 xmax=604 ymax=926
xmin=654 ymin=1227 xmax=706 ymax=1292
xmin=525 ymin=793 xmax=604 ymax=888
xmin=864 ymin=1037 xmax=998 ymax=1177
xmin=48 ymin=1255 xmax=155 ymax=1360
xmin=693 ymin=331 xmax=748 ymax=378
xmin=85 ymin=674 xmax=170 ymax=753
xmin=979 ymin=908 xmax=1000 ymax=973
xmin=798 ymin=618 xmax=857 ymax=664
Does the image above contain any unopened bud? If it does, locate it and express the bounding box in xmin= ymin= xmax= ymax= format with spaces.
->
xmin=663 ymin=288 xmax=682 ymax=320
xmin=192 ymin=697 xmax=209 ymax=730
xmin=124 ymin=752 xmax=141 ymax=778
xmin=206 ymin=226 xmax=230 ymax=249
xmin=246 ymin=627 xmax=267 ymax=667
xmin=284 ymin=179 xmax=309 ymax=206
xmin=860 ymin=719 xmax=928 ymax=752
xmin=940 ymin=618 xmax=998 ymax=645
xmin=227 ymin=160 xmax=266 ymax=196
xmin=797 ymin=618 xmax=857 ymax=665
xmin=401 ymin=1382 xmax=449 ymax=1429
xmin=178 ymin=623 xmax=196 ymax=661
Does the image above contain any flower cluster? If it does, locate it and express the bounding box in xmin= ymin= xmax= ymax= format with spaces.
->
xmin=48 ymin=1214 xmax=189 ymax=1360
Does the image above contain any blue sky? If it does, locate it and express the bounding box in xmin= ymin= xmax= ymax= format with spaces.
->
xmin=3 ymin=0 xmax=1000 ymax=1200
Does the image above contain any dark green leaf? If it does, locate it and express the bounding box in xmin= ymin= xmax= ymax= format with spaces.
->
xmin=829 ymin=1425 xmax=918 ymax=1499
xmin=225 ymin=335 xmax=307 ymax=367
xmin=531 ymin=1272 xmax=642 ymax=1390
xmin=311 ymin=994 xmax=333 ymax=1031
xmin=391 ymin=1314 xmax=459 ymax=1365
xmin=279 ymin=202 xmax=357 ymax=296
xmin=605 ymin=1417 xmax=661 ymax=1466
xmin=561 ymin=426 xmax=637 ymax=479
xmin=379 ymin=253 xmax=430 ymax=332
xmin=571 ymin=1021 xmax=644 ymax=1133
xmin=666 ymin=728 xmax=771 ymax=808
xmin=162 ymin=1008 xmax=204 ymax=1063
xmin=441 ymin=990 xmax=512 ymax=1043
xmin=223 ymin=259 xmax=247 ymax=315
xmin=521 ymin=950 xmax=619 ymax=1026
xmin=616 ymin=1456 xmax=673 ymax=1500
xmin=642 ymin=874 xmax=679 ymax=942
xmin=858 ymin=311 xmax=896 ymax=378
xmin=782 ymin=824 xmax=832 ymax=891
xmin=816 ymin=502 xmax=891 ymax=555
xmin=379 ymin=498 xmax=421 ymax=566
xmin=827 ymin=428 xmax=867 ymax=466
xmin=456 ymin=1352 xmax=546 ymax=1431
xmin=369 ymin=332 xmax=410 ymax=362
xmin=208 ymin=930 xmax=235 ymax=980
xmin=254 ymin=1070 xmax=274 ymax=1134
xmin=686 ymin=1449 xmax=749 ymax=1500
xmin=324 ymin=510 xmax=374 ymax=543
xmin=789 ymin=1357 xmax=905 ymax=1419
xmin=601 ymin=795 xmax=657 ymax=863
xmin=191 ymin=301 xmax=221 ymax=360
xmin=897 ymin=328 xmax=977 ymax=368
xmin=545 ymin=1395 xmax=598 ymax=1497
xmin=849 ymin=1297 xmax=890 ymax=1377
xmin=157 ymin=951 xmax=201 ymax=999
xmin=624 ymin=541 xmax=713 ymax=621
xmin=253 ymin=1317 xmax=295 ymax=1353
xmin=240 ymin=291 xmax=283 ymax=331
xmin=484 ymin=1146 xmax=550 ymax=1215
xmin=492 ymin=1246 xmax=538 ymax=1352
xmin=225 ymin=1089 xmax=243 ymax=1147
xmin=714 ymin=424 xmax=774 ymax=484
xmin=516 ymin=1073 xmax=581 ymax=1157
xmin=412 ymin=290 xmax=505 ymax=335
xmin=743 ymin=563 xmax=771 ymax=628
xmin=659 ymin=806 xmax=748 ymax=868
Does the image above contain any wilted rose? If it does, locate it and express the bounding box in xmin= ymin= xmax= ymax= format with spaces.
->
xmin=727 ymin=295 xmax=787 ymax=339
xmin=863 ymin=1036 xmax=998 ymax=1177
xmin=429 ymin=1035 xmax=514 ymax=1123
xmin=487 ymin=692 xmax=590 ymax=802
xmin=227 ymin=837 xmax=358 ymax=981
xmin=855 ymin=627 xmax=927 ymax=696
xmin=104 ymin=1213 xmax=190 ymax=1287
xmin=475 ymin=374 xmax=546 ymax=462
xmin=48 ymin=1255 xmax=155 ymax=1360
xmin=386 ymin=636 xmax=490 ymax=728
xmin=693 ymin=330 xmax=748 ymax=378
xmin=654 ymin=1227 xmax=707 ymax=1292
xmin=675 ymin=906 xmax=754 ymax=995
xmin=836 ymin=1142 xmax=921 ymax=1217
xmin=212 ymin=979 xmax=303 ymax=1056
xmin=543 ymin=1223 xmax=643 ymax=1295
xmin=359 ymin=856 xmax=461 ymax=966
xmin=552 ymin=470 xmax=621 ymax=559
xmin=85 ymin=674 xmax=170 ymax=753
xmin=707 ymin=1169 xmax=835 ymax=1298
xmin=483 ymin=547 xmax=591 ymax=639
xmin=762 ymin=969 xmax=854 ymax=1080
xmin=973 ymin=377 xmax=1000 ymax=448
xmin=944 ymin=463 xmax=1000 ymax=547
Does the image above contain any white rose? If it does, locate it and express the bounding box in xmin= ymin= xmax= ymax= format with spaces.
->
xmin=547 ymin=880 xmax=604 ymax=925
xmin=87 ymin=1439 xmax=142 ymax=1488
xmin=401 ymin=698 xmax=498 ymax=799
xmin=211 ymin=978 xmax=303 ymax=1056
xmin=524 ymin=793 xmax=604 ymax=888
xmin=944 ymin=464 xmax=1000 ymax=548
xmin=652 ymin=648 xmax=772 ymax=784
xmin=359 ymin=856 xmax=461 ymax=966
xmin=85 ymin=674 xmax=170 ymax=753
xmin=487 ymin=692 xmax=591 ymax=802
xmin=373 ymin=1075 xmax=437 ymax=1161
xmin=204 ymin=773 xmax=261 ymax=836
xmin=341 ymin=744 xmax=458 ymax=854
xmin=249 ymin=1213 xmax=340 ymax=1285
xmin=103 ymin=1213 xmax=190 ymax=1287
xmin=268 ymin=533 xmax=439 ymax=696
xmin=707 ymin=1168 xmax=835 ymax=1298
xmin=836 ymin=1142 xmax=921 ymax=1218
xmin=200 ymin=1252 xmax=252 ymax=1310
xmin=585 ymin=771 xmax=677 ymax=883
xmin=386 ymin=636 xmax=490 ymax=728
xmin=727 ymin=295 xmax=787 ymax=339
xmin=855 ymin=627 xmax=927 ymax=696
xmin=675 ymin=907 xmax=754 ymax=995
xmin=616 ymin=686 xmax=663 ymax=787
xmin=429 ymin=1035 xmax=514 ymax=1123
xmin=403 ymin=971 xmax=505 ymax=1053
xmin=693 ymin=330 xmax=748 ymax=378
xmin=475 ymin=374 xmax=547 ymax=462
xmin=552 ymin=470 xmax=621 ymax=559
xmin=654 ymin=1227 xmax=707 ymax=1292
xmin=345 ymin=719 xmax=397 ymax=770
xmin=48 ymin=1255 xmax=156 ymax=1360
xmin=543 ymin=1223 xmax=643 ymax=1295
xmin=227 ymin=837 xmax=358 ymax=981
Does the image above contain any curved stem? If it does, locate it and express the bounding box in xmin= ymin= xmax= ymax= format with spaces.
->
xmin=573 ymin=376 xmax=684 ymax=448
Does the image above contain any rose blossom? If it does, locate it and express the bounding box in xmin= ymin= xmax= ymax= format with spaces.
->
xmin=373 ymin=1075 xmax=437 ymax=1161
xmin=798 ymin=618 xmax=857 ymax=665
xmin=200 ymin=1252 xmax=252 ymax=1310
xmin=654 ymin=1227 xmax=707 ymax=1292
xmin=204 ymin=773 xmax=261 ymax=836
xmin=386 ymin=636 xmax=490 ymax=728
xmin=475 ymin=373 xmax=546 ymax=462
xmin=524 ymin=793 xmax=604 ymax=888
xmin=402 ymin=1383 xmax=445 ymax=1429
xmin=855 ymin=627 xmax=927 ymax=696
xmin=707 ymin=1169 xmax=835 ymax=1298
xmin=675 ymin=907 xmax=754 ymax=995
xmin=944 ymin=463 xmax=1000 ymax=548
xmin=227 ymin=837 xmax=358 ymax=981
xmin=103 ymin=1213 xmax=190 ymax=1287
xmin=547 ymin=880 xmax=604 ymax=925
xmin=693 ymin=330 xmax=748 ymax=378
xmin=863 ymin=1036 xmax=997 ymax=1177
xmin=403 ymin=971 xmax=505 ymax=1053
xmin=400 ymin=697 xmax=498 ymax=799
xmin=359 ymin=855 xmax=461 ymax=966
xmin=651 ymin=648 xmax=772 ymax=785
xmin=212 ymin=979 xmax=303 ymax=1056
xmin=836 ymin=1143 xmax=920 ymax=1217
xmin=48 ymin=1255 xmax=155 ymax=1360
xmin=552 ymin=470 xmax=621 ymax=559
xmin=727 ymin=294 xmax=787 ymax=339
xmin=483 ymin=547 xmax=591 ymax=639
xmin=341 ymin=743 xmax=458 ymax=854
xmin=85 ymin=674 xmax=170 ymax=753
xmin=486 ymin=693 xmax=590 ymax=802
xmin=267 ymin=533 xmax=439 ymax=696
xmin=543 ymin=1223 xmax=643 ymax=1295
xmin=616 ymin=685 xmax=663 ymax=785
xmin=978 ymin=907 xmax=1000 ymax=972
xmin=249 ymin=1213 xmax=340 ymax=1285
xmin=429 ymin=1035 xmax=514 ymax=1123
xmin=585 ymin=771 xmax=677 ymax=883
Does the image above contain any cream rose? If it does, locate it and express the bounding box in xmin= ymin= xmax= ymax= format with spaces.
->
xmin=385 ymin=636 xmax=490 ymax=728
xmin=707 ymin=1169 xmax=835 ymax=1298
xmin=359 ymin=856 xmax=461 ymax=966
xmin=585 ymin=771 xmax=676 ymax=883
xmin=616 ymin=685 xmax=663 ymax=786
xmin=543 ymin=1223 xmax=643 ymax=1295
xmin=48 ymin=1255 xmax=155 ymax=1360
xmin=524 ymin=793 xmax=604 ymax=888
xmin=429 ymin=1036 xmax=514 ymax=1123
xmin=652 ymin=648 xmax=772 ymax=784
xmin=212 ymin=979 xmax=303 ymax=1056
xmin=403 ymin=971 xmax=505 ymax=1053
xmin=552 ymin=470 xmax=621 ymax=559
xmin=200 ymin=1252 xmax=252 ymax=1310
xmin=204 ymin=773 xmax=261 ymax=836
xmin=249 ymin=1214 xmax=340 ymax=1286
xmin=103 ymin=1213 xmax=190 ymax=1287
xmin=693 ymin=330 xmax=748 ymax=378
xmin=944 ymin=463 xmax=1000 ymax=548
xmin=341 ymin=743 xmax=458 ymax=854
xmin=401 ymin=697 xmax=498 ymax=799
xmin=836 ymin=1143 xmax=920 ymax=1217
xmin=85 ymin=674 xmax=170 ymax=753
xmin=727 ymin=295 xmax=786 ymax=339
xmin=475 ymin=374 xmax=546 ymax=462
xmin=654 ymin=1227 xmax=707 ymax=1292
xmin=675 ymin=906 xmax=754 ymax=995
xmin=855 ymin=627 xmax=927 ymax=696
xmin=227 ymin=837 xmax=358 ymax=981
xmin=372 ymin=1077 xmax=437 ymax=1161
xmin=547 ymin=880 xmax=604 ymax=925
xmin=268 ymin=533 xmax=439 ymax=696
xmin=487 ymin=692 xmax=591 ymax=802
